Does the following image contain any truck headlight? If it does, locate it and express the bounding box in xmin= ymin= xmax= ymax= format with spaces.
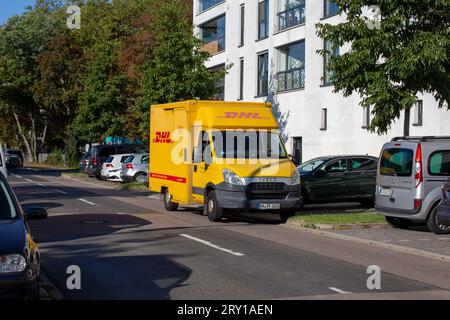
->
xmin=290 ymin=169 xmax=301 ymax=186
xmin=222 ymin=169 xmax=243 ymax=186
xmin=0 ymin=254 xmax=27 ymax=273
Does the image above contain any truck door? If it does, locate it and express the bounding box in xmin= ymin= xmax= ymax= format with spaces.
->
xmin=192 ymin=131 xmax=212 ymax=204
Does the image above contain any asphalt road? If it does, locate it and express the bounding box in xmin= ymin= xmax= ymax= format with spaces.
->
xmin=8 ymin=168 xmax=450 ymax=300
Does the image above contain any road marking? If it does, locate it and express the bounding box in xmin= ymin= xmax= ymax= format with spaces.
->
xmin=55 ymin=190 xmax=68 ymax=195
xmin=25 ymin=179 xmax=33 ymax=183
xmin=78 ymin=198 xmax=97 ymax=206
xmin=328 ymin=287 xmax=351 ymax=294
xmin=116 ymin=212 xmax=127 ymax=215
xmin=180 ymin=234 xmax=245 ymax=257
xmin=14 ymin=175 xmax=23 ymax=179
xmin=37 ymin=183 xmax=47 ymax=187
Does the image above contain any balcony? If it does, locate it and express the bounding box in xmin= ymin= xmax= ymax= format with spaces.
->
xmin=277 ymin=1 xmax=305 ymax=31
xmin=201 ymin=37 xmax=225 ymax=55
xmin=277 ymin=67 xmax=305 ymax=92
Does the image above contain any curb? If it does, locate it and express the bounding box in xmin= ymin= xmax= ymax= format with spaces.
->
xmin=290 ymin=221 xmax=388 ymax=230
xmin=285 ymin=222 xmax=450 ymax=263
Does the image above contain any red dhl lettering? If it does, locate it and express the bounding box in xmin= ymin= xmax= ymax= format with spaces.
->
xmin=153 ymin=131 xmax=173 ymax=143
xmin=221 ymin=112 xmax=264 ymax=119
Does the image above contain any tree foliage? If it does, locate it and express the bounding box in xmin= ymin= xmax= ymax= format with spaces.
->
xmin=317 ymin=0 xmax=450 ymax=134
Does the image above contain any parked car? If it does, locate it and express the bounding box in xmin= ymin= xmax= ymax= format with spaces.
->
xmin=375 ymin=136 xmax=450 ymax=234
xmin=298 ymin=155 xmax=378 ymax=206
xmin=5 ymin=155 xmax=21 ymax=169
xmin=87 ymin=144 xmax=148 ymax=179
xmin=120 ymin=154 xmax=149 ymax=184
xmin=79 ymin=152 xmax=89 ymax=173
xmin=0 ymin=172 xmax=47 ymax=299
xmin=100 ymin=154 xmax=133 ymax=182
xmin=0 ymin=145 xmax=7 ymax=179
xmin=6 ymin=150 xmax=23 ymax=168
xmin=436 ymin=178 xmax=450 ymax=228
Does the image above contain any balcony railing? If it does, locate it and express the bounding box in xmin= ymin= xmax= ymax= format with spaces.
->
xmin=277 ymin=2 xmax=305 ymax=31
xmin=277 ymin=67 xmax=305 ymax=92
xmin=201 ymin=36 xmax=225 ymax=55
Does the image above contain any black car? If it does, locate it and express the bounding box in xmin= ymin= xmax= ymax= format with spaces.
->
xmin=6 ymin=150 xmax=23 ymax=168
xmin=437 ymin=178 xmax=450 ymax=227
xmin=87 ymin=144 xmax=149 ymax=179
xmin=298 ymin=155 xmax=378 ymax=206
xmin=0 ymin=172 xmax=47 ymax=299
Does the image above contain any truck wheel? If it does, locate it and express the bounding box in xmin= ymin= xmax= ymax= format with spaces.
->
xmin=385 ymin=216 xmax=411 ymax=229
xmin=206 ymin=191 xmax=223 ymax=222
xmin=427 ymin=206 xmax=450 ymax=235
xmin=164 ymin=189 xmax=179 ymax=211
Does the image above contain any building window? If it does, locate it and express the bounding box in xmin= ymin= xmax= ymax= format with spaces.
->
xmin=257 ymin=51 xmax=269 ymax=97
xmin=323 ymin=39 xmax=339 ymax=85
xmin=239 ymin=58 xmax=244 ymax=100
xmin=199 ymin=0 xmax=224 ymax=13
xmin=320 ymin=108 xmax=327 ymax=130
xmin=200 ymin=15 xmax=226 ymax=55
xmin=324 ymin=0 xmax=340 ymax=17
xmin=413 ymin=100 xmax=423 ymax=126
xmin=239 ymin=4 xmax=245 ymax=46
xmin=258 ymin=0 xmax=269 ymax=40
xmin=277 ymin=0 xmax=305 ymax=32
xmin=277 ymin=40 xmax=305 ymax=92
xmin=209 ymin=64 xmax=225 ymax=100
xmin=362 ymin=106 xmax=370 ymax=129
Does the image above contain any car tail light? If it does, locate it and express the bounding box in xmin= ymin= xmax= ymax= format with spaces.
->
xmin=125 ymin=163 xmax=133 ymax=169
xmin=414 ymin=199 xmax=422 ymax=210
xmin=414 ymin=143 xmax=423 ymax=188
xmin=92 ymin=157 xmax=97 ymax=166
xmin=106 ymin=164 xmax=113 ymax=168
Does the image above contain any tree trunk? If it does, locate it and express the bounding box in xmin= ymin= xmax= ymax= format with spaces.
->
xmin=403 ymin=107 xmax=410 ymax=137
xmin=12 ymin=111 xmax=34 ymax=162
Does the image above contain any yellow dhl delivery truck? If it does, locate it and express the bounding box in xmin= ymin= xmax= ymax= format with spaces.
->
xmin=149 ymin=100 xmax=302 ymax=222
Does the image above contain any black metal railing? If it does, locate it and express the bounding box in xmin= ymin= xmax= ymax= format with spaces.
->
xmin=277 ymin=67 xmax=305 ymax=92
xmin=277 ymin=2 xmax=305 ymax=31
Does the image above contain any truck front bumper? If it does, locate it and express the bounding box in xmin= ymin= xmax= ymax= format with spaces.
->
xmin=214 ymin=189 xmax=302 ymax=211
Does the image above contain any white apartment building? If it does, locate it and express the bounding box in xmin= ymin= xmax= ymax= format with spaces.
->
xmin=193 ymin=0 xmax=450 ymax=163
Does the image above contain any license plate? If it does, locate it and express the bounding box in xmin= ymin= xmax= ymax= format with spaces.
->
xmin=258 ymin=203 xmax=281 ymax=210
xmin=379 ymin=188 xmax=393 ymax=197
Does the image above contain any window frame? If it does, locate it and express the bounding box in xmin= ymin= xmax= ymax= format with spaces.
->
xmin=258 ymin=0 xmax=270 ymax=40
xmin=238 ymin=57 xmax=244 ymax=100
xmin=199 ymin=14 xmax=226 ymax=55
xmin=276 ymin=40 xmax=305 ymax=92
xmin=349 ymin=157 xmax=377 ymax=172
xmin=239 ymin=3 xmax=245 ymax=47
xmin=276 ymin=0 xmax=306 ymax=32
xmin=323 ymin=0 xmax=340 ymax=18
xmin=198 ymin=0 xmax=226 ymax=15
xmin=428 ymin=150 xmax=450 ymax=177
xmin=256 ymin=51 xmax=269 ymax=97
xmin=323 ymin=39 xmax=339 ymax=86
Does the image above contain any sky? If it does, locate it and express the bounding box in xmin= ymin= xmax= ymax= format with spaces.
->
xmin=0 ymin=0 xmax=36 ymax=25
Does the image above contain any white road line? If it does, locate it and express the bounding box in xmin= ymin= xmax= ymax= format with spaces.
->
xmin=180 ymin=234 xmax=245 ymax=257
xmin=78 ymin=198 xmax=97 ymax=206
xmin=25 ymin=179 xmax=33 ymax=183
xmin=37 ymin=183 xmax=47 ymax=187
xmin=14 ymin=175 xmax=23 ymax=179
xmin=55 ymin=190 xmax=69 ymax=195
xmin=328 ymin=287 xmax=352 ymax=294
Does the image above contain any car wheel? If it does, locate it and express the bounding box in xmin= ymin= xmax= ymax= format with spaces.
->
xmin=206 ymin=191 xmax=223 ymax=222
xmin=385 ymin=216 xmax=411 ymax=229
xmin=163 ymin=189 xmax=179 ymax=211
xmin=134 ymin=173 xmax=147 ymax=184
xmin=427 ymin=206 xmax=450 ymax=235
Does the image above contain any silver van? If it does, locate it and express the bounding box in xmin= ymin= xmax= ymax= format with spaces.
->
xmin=375 ymin=136 xmax=450 ymax=234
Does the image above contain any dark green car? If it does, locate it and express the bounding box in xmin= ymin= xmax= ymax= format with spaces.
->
xmin=298 ymin=156 xmax=378 ymax=206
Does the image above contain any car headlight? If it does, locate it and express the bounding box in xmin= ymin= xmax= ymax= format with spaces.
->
xmin=0 ymin=254 xmax=27 ymax=274
xmin=290 ymin=169 xmax=301 ymax=186
xmin=222 ymin=169 xmax=243 ymax=186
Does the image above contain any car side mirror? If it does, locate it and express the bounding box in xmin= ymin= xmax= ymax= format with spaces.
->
xmin=26 ymin=207 xmax=48 ymax=221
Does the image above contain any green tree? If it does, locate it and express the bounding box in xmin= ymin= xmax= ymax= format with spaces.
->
xmin=136 ymin=0 xmax=227 ymax=138
xmin=317 ymin=0 xmax=450 ymax=135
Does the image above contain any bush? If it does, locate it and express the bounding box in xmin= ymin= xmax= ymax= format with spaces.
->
xmin=45 ymin=149 xmax=65 ymax=166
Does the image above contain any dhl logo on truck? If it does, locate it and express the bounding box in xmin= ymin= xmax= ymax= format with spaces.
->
xmin=218 ymin=112 xmax=269 ymax=120
xmin=153 ymin=131 xmax=173 ymax=144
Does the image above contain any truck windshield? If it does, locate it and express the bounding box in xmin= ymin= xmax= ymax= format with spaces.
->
xmin=212 ymin=130 xmax=288 ymax=159
xmin=380 ymin=148 xmax=414 ymax=177
xmin=0 ymin=179 xmax=17 ymax=220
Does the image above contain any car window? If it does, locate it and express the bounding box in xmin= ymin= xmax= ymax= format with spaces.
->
xmin=428 ymin=150 xmax=450 ymax=176
xmin=142 ymin=156 xmax=149 ymax=164
xmin=0 ymin=179 xmax=17 ymax=219
xmin=120 ymin=156 xmax=130 ymax=163
xmin=98 ymin=147 xmax=116 ymax=157
xmin=349 ymin=158 xmax=376 ymax=171
xmin=299 ymin=159 xmax=326 ymax=174
xmin=105 ymin=156 xmax=113 ymax=163
xmin=380 ymin=148 xmax=413 ymax=177
xmin=124 ymin=155 xmax=134 ymax=163
xmin=320 ymin=159 xmax=347 ymax=174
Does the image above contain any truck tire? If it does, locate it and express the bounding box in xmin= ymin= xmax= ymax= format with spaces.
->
xmin=206 ymin=191 xmax=223 ymax=222
xmin=385 ymin=216 xmax=411 ymax=229
xmin=427 ymin=206 xmax=450 ymax=235
xmin=164 ymin=189 xmax=179 ymax=211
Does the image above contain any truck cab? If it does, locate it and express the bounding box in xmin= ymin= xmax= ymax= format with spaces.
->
xmin=149 ymin=101 xmax=302 ymax=222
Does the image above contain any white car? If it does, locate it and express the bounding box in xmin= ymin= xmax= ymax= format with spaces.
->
xmin=100 ymin=154 xmax=133 ymax=182
xmin=0 ymin=144 xmax=8 ymax=179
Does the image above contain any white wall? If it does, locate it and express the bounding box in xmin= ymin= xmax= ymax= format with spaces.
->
xmin=194 ymin=0 xmax=450 ymax=162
